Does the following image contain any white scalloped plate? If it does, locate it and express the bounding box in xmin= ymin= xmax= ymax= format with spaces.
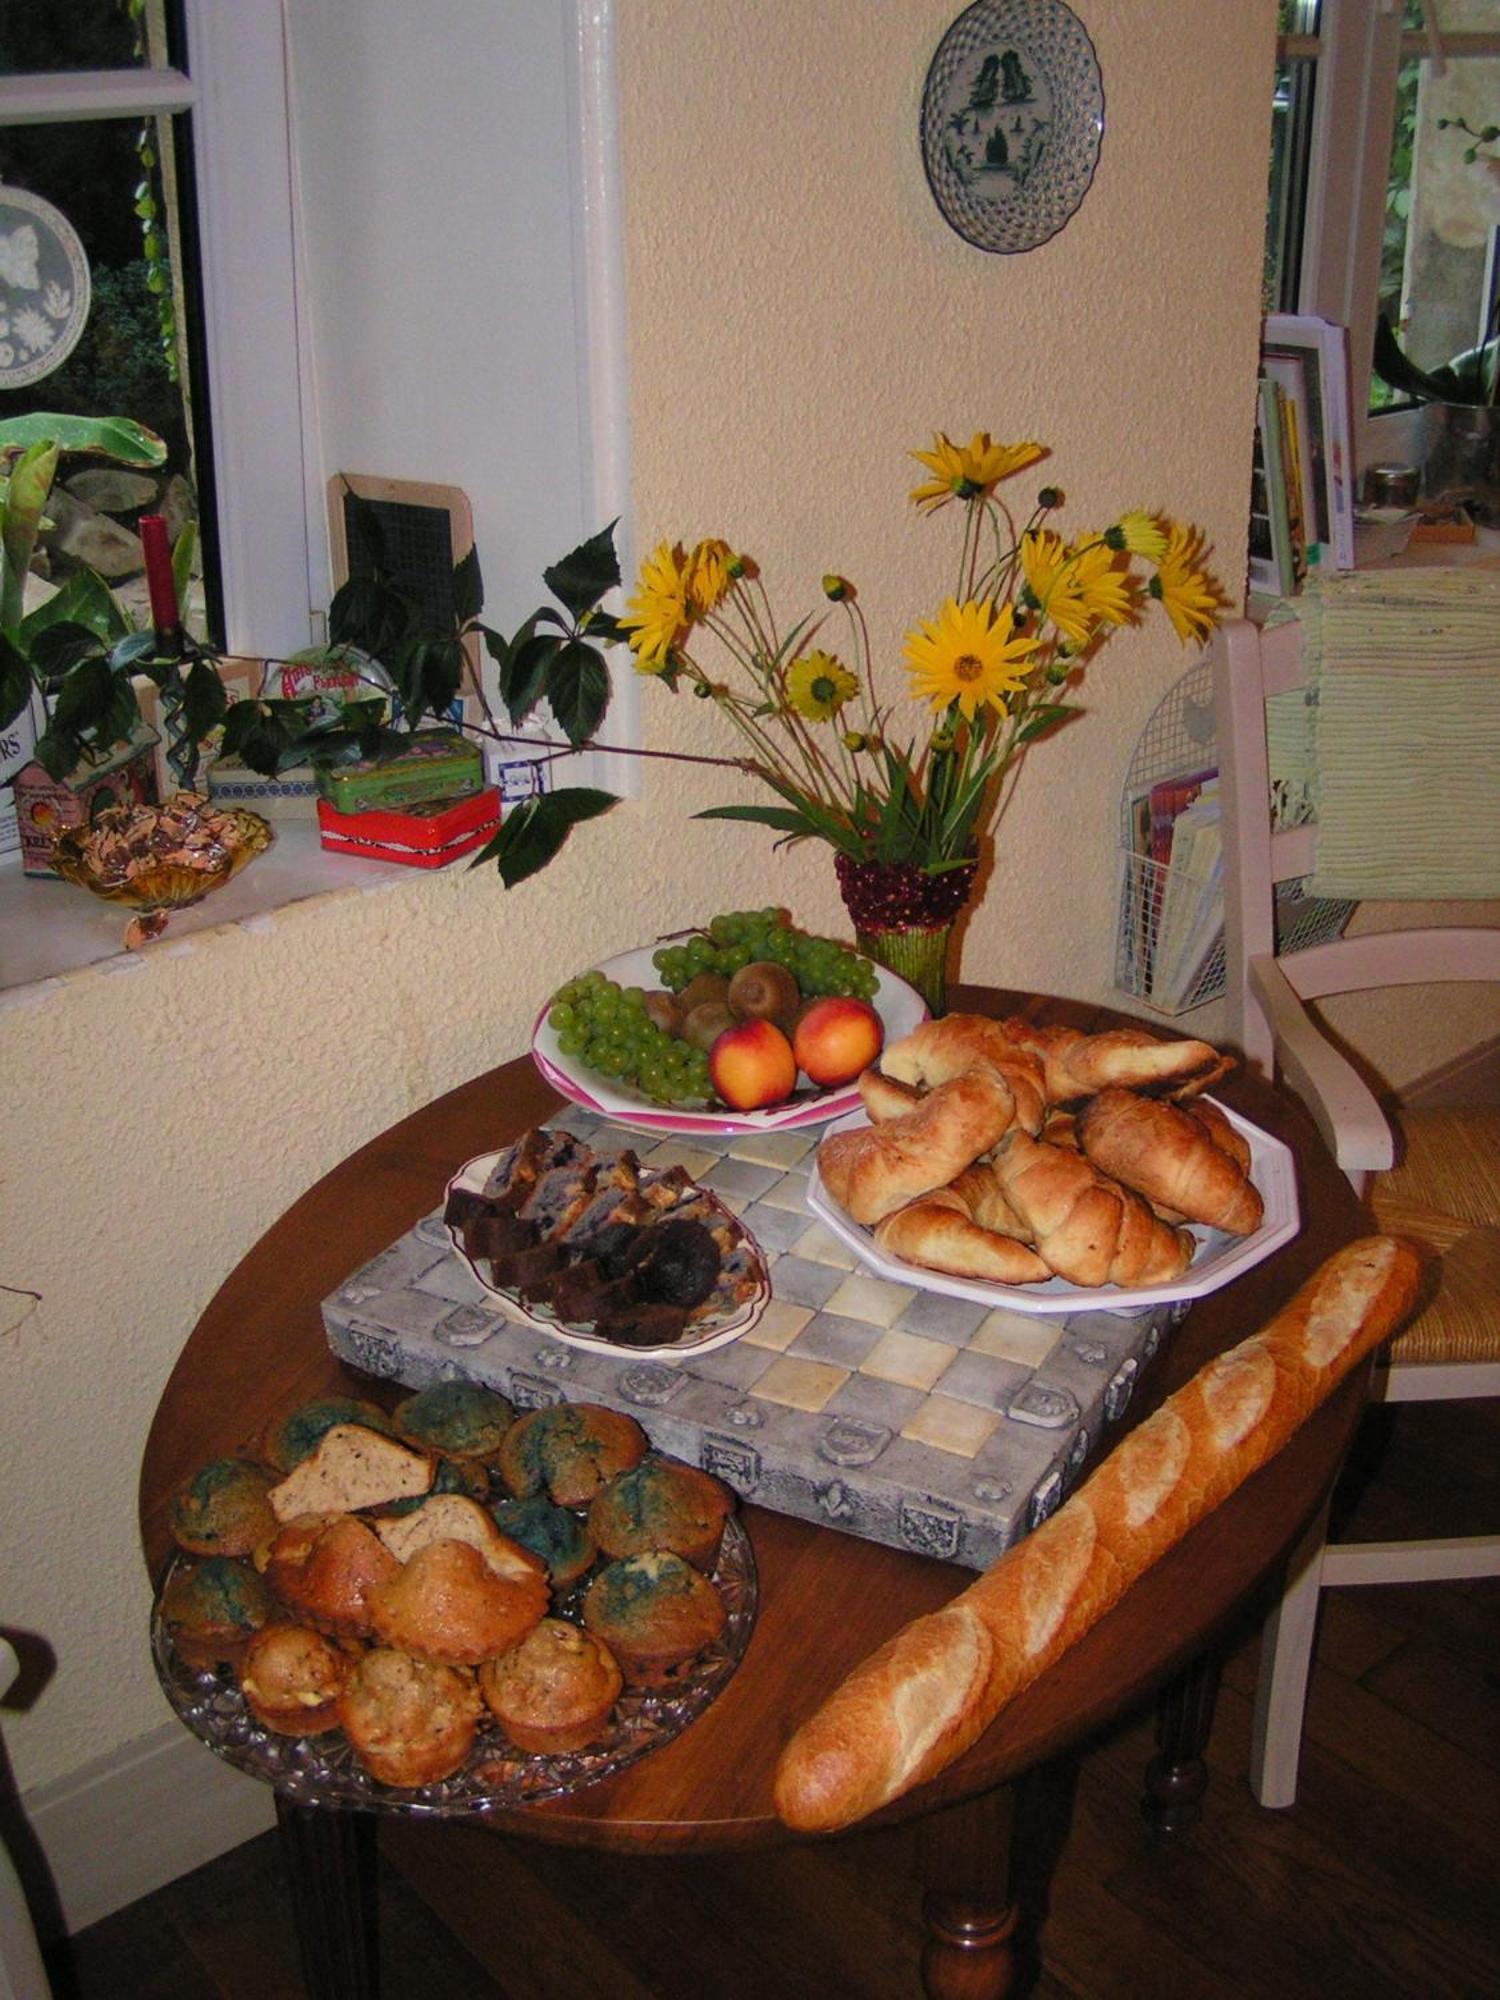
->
xmin=444 ymin=1149 xmax=770 ymax=1358
xmin=530 ymin=943 xmax=927 ymax=1137
xmin=806 ymin=1099 xmax=1300 ymax=1317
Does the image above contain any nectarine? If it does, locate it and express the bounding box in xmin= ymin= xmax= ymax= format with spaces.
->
xmin=709 ymin=1018 xmax=798 ymax=1110
xmin=792 ymin=995 xmax=884 ymax=1089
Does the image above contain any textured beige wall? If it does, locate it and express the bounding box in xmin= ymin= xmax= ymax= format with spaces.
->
xmin=2 ymin=0 xmax=1291 ymax=1801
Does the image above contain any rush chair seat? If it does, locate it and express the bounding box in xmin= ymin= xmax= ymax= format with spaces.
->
xmin=1210 ymin=593 xmax=1500 ymax=1809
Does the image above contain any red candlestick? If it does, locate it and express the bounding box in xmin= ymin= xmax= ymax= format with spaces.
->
xmin=139 ymin=514 xmax=182 ymax=641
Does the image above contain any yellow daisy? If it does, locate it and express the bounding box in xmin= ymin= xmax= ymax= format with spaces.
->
xmin=786 ymin=650 xmax=858 ymax=721
xmin=1112 ymin=511 xmax=1168 ymax=560
xmin=684 ymin=537 xmax=735 ymax=615
xmin=622 ymin=541 xmax=690 ymax=672
xmin=908 ymin=431 xmax=1045 ymax=511
xmin=1151 ymin=524 xmax=1222 ymax=644
xmin=902 ymin=598 xmax=1037 ymax=720
xmin=1066 ymin=537 xmax=1135 ymax=631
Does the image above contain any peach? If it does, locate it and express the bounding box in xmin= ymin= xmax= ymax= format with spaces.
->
xmin=709 ymin=1017 xmax=798 ymax=1111
xmin=792 ymin=996 xmax=884 ymax=1089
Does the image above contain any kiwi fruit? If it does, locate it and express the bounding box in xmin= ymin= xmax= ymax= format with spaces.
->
xmin=681 ymin=999 xmax=737 ymax=1051
xmin=678 ymin=972 xmax=731 ymax=1015
xmin=642 ymin=989 xmax=683 ymax=1036
xmin=727 ymin=960 xmax=801 ymax=1031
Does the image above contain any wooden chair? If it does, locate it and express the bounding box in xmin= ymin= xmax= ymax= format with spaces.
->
xmin=1211 ymin=611 xmax=1500 ymax=1809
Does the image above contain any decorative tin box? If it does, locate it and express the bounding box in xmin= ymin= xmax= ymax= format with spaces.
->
xmin=315 ymin=787 xmax=500 ymax=868
xmin=13 ymin=722 xmax=160 ymax=878
xmin=314 ymin=728 xmax=482 ymax=814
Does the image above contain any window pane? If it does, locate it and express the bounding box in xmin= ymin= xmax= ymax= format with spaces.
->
xmin=1266 ymin=1 xmax=1321 ymax=314
xmin=0 ymin=0 xmax=145 ymax=76
xmin=0 ymin=109 xmax=213 ymax=641
xmin=1375 ymin=0 xmax=1500 ymax=406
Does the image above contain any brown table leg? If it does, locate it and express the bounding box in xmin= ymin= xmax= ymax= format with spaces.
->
xmin=274 ymin=1795 xmax=378 ymax=2000
xmin=1142 ymin=1650 xmax=1223 ymax=1833
xmin=917 ymin=1781 xmax=1024 ymax=2000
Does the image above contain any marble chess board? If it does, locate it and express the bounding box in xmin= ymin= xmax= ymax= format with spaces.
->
xmin=322 ymin=1106 xmax=1187 ymax=1571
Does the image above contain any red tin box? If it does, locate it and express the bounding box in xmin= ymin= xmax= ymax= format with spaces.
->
xmin=316 ymin=787 xmax=500 ymax=868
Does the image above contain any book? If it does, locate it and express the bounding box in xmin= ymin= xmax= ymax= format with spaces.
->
xmin=1262 ymin=348 xmax=1323 ymax=567
xmin=1249 ymin=376 xmax=1297 ymax=598
xmin=1149 ymin=780 xmax=1224 ymax=1011
xmin=1264 ymin=314 xmax=1357 ymax=571
xmin=1141 ymin=766 xmax=1216 ymax=996
xmin=1273 ymin=380 xmax=1310 ymax=584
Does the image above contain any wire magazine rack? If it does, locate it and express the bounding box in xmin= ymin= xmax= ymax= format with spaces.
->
xmin=1113 ymin=653 xmax=1355 ymax=1016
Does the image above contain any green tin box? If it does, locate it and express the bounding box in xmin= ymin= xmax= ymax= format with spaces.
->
xmin=314 ymin=727 xmax=483 ymax=814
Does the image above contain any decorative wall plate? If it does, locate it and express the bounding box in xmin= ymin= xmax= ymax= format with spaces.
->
xmin=920 ymin=0 xmax=1104 ymax=254
xmin=0 ymin=184 xmax=91 ymax=387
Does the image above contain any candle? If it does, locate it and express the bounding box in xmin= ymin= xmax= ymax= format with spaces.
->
xmin=138 ymin=514 xmax=182 ymax=642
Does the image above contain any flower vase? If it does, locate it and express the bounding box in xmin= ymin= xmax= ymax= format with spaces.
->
xmin=834 ymin=854 xmax=977 ymax=1018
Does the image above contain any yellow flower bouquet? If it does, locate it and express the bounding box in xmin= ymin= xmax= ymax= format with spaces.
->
xmin=611 ymin=430 xmax=1222 ymax=999
xmin=622 ymin=431 xmax=1220 ymax=865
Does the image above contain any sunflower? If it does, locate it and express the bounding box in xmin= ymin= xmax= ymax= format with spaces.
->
xmin=1066 ymin=536 xmax=1135 ymax=631
xmin=903 ymin=598 xmax=1037 ymax=720
xmin=908 ymin=431 xmax=1045 ymax=511
xmin=622 ymin=541 xmax=691 ymax=672
xmin=1111 ymin=511 xmax=1168 ymax=560
xmin=785 ymin=649 xmax=858 ymax=722
xmin=684 ymin=537 xmax=735 ymax=615
xmin=1151 ymin=524 xmax=1221 ymax=644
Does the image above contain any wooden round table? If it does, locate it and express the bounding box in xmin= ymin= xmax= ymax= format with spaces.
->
xmin=139 ymin=989 xmax=1368 ymax=1998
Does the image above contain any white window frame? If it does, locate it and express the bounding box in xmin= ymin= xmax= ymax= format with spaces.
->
xmin=0 ymin=0 xmax=320 ymax=659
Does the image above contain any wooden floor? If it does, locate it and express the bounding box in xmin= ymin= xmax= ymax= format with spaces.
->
xmin=46 ymin=1394 xmax=1499 ymax=2000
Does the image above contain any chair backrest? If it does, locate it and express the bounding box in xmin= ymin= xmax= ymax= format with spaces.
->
xmin=1212 ymin=613 xmax=1500 ymax=1162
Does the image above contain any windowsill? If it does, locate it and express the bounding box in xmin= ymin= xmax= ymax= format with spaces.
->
xmin=0 ymin=822 xmax=418 ymax=1004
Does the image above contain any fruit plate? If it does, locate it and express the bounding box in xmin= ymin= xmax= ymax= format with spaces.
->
xmin=806 ymin=1100 xmax=1301 ymax=1318
xmin=530 ymin=944 xmax=928 ymax=1137
xmin=444 ymin=1149 xmax=771 ymax=1359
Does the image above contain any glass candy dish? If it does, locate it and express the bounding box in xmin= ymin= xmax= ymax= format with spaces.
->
xmin=51 ymin=791 xmax=273 ymax=947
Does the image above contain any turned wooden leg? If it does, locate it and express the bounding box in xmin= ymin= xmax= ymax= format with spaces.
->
xmin=1143 ymin=1649 xmax=1223 ymax=1833
xmin=274 ymin=1795 xmax=378 ymax=2000
xmin=917 ymin=1782 xmax=1024 ymax=2000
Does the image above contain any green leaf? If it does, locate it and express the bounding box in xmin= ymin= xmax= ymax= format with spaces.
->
xmin=27 ymin=620 xmax=111 ymax=688
xmin=0 ymin=414 xmax=168 ymax=467
xmin=109 ymin=629 xmax=162 ymax=674
xmin=545 ymin=638 xmax=610 ymax=747
xmin=0 ymin=631 xmax=32 ymax=731
xmin=694 ymin=803 xmax=820 ymax=838
xmin=452 ymin=545 xmax=484 ymax=627
xmin=500 ymin=624 xmax=564 ymax=725
xmin=329 ymin=572 xmax=415 ymax=656
xmin=22 ymin=568 xmax=132 ymax=646
xmin=542 ymin=523 xmax=620 ymax=620
xmin=220 ymin=700 xmax=304 ymax=776
xmin=180 ymin=658 xmax=231 ymax=741
xmin=1016 ymin=704 xmax=1070 ymax=743
xmin=472 ymin=786 xmax=618 ymax=887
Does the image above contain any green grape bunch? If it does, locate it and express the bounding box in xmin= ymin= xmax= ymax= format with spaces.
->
xmin=545 ymin=909 xmax=879 ymax=1108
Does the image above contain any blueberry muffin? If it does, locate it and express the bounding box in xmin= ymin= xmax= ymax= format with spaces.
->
xmin=169 ymin=1457 xmax=278 ymax=1558
xmin=161 ymin=1555 xmax=277 ymax=1669
xmin=337 ymin=1648 xmax=481 ymax=1788
xmin=477 ymin=1618 xmax=622 ymax=1755
xmin=582 ymin=1551 xmax=727 ymax=1688
xmin=587 ymin=1456 xmax=734 ymax=1573
xmin=496 ymin=1402 xmax=647 ymax=1508
xmin=260 ymin=1396 xmax=395 ymax=1474
xmin=489 ymin=1494 xmax=597 ymax=1592
xmin=392 ymin=1380 xmax=516 ymax=1466
xmin=239 ymin=1622 xmax=353 ymax=1734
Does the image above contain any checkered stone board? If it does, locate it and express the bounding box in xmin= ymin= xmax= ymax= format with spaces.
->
xmin=322 ymin=1107 xmax=1187 ymax=1572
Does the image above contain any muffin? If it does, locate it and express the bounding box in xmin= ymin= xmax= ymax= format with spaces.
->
xmin=161 ymin=1555 xmax=277 ymax=1669
xmin=587 ymin=1456 xmax=734 ymax=1573
xmin=582 ymin=1551 xmax=727 ymax=1688
xmin=373 ymin=1495 xmax=547 ymax=1589
xmin=266 ymin=1425 xmax=434 ymax=1524
xmin=336 ymin=1647 xmax=481 ymax=1788
xmin=477 ymin=1618 xmax=623 ymax=1755
xmin=260 ymin=1396 xmax=395 ymax=1474
xmin=378 ymin=1455 xmax=490 ymax=1515
xmin=169 ymin=1458 xmax=279 ymax=1558
xmin=367 ymin=1540 xmax=548 ymax=1667
xmin=262 ymin=1513 xmax=400 ymax=1639
xmin=239 ymin=1622 xmax=353 ymax=1734
xmin=489 ymin=1494 xmax=597 ymax=1592
xmin=497 ymin=1402 xmax=648 ymax=1508
xmin=392 ymin=1380 xmax=516 ymax=1464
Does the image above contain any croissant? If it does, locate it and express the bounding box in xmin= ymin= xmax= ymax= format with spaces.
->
xmin=993 ymin=1016 xmax=1233 ymax=1105
xmin=1077 ymin=1088 xmax=1264 ymax=1236
xmin=875 ymin=1016 xmax=1046 ymax=1134
xmin=817 ymin=1064 xmax=1021 ymax=1226
xmin=873 ymin=1185 xmax=1050 ymax=1285
xmin=857 ymin=1067 xmax=925 ymax=1124
xmin=988 ymin=1131 xmax=1197 ymax=1288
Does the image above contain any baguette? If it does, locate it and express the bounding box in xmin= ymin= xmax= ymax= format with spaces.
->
xmin=773 ymin=1236 xmax=1423 ymax=1834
